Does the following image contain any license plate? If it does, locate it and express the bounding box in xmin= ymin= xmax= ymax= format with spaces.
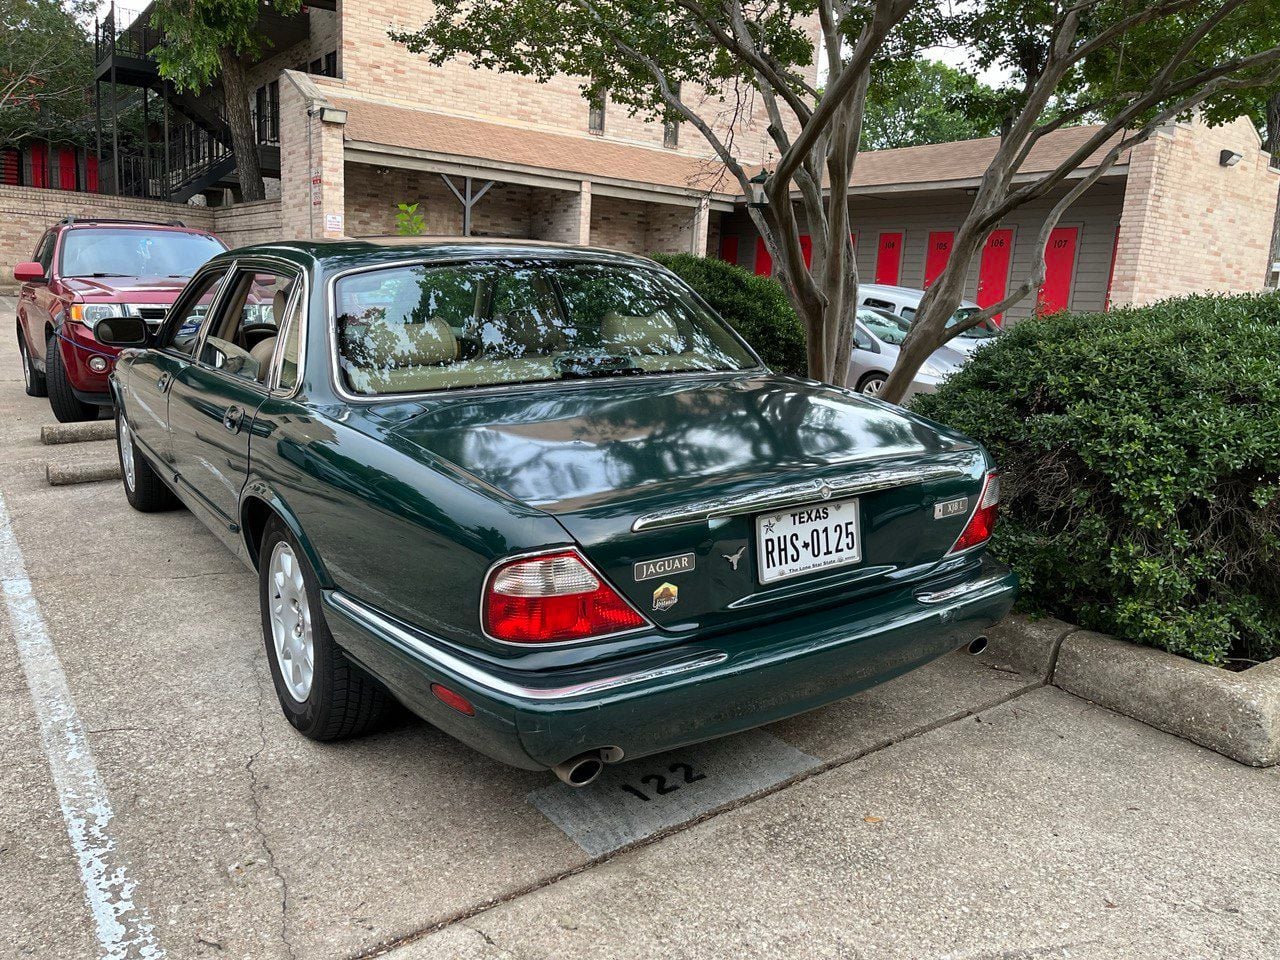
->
xmin=755 ymin=496 xmax=862 ymax=584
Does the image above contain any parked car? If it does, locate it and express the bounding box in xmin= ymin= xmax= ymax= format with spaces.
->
xmin=848 ymin=307 xmax=968 ymax=399
xmin=858 ymin=282 xmax=1002 ymax=356
xmin=14 ymin=217 xmax=226 ymax=422
xmin=98 ymin=239 xmax=1016 ymax=786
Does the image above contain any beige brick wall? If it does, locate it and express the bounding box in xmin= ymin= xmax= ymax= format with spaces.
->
xmin=212 ymin=198 xmax=283 ymax=249
xmin=529 ymin=182 xmax=591 ymax=244
xmin=344 ymin=162 xmax=534 ymax=237
xmin=338 ymin=0 xmax=806 ymax=165
xmin=279 ymin=71 xmax=346 ymax=239
xmin=589 ymin=193 xmax=704 ymax=255
xmin=1111 ymin=116 xmax=1280 ymax=305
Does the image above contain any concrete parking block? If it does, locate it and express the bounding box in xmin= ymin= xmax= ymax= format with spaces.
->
xmin=1055 ymin=630 xmax=1280 ymax=767
xmin=40 ymin=420 xmax=116 ymax=445
xmin=45 ymin=458 xmax=121 ymax=486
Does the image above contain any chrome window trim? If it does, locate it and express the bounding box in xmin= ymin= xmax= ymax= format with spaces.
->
xmin=630 ymin=461 xmax=969 ymax=532
xmin=155 ymin=261 xmax=236 ymax=362
xmin=322 ymin=255 xmax=767 ymax=405
xmin=328 ymin=590 xmax=721 ymax=701
xmin=478 ymin=545 xmax=654 ymax=648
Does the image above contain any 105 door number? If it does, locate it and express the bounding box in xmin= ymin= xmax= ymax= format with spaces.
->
xmin=619 ymin=762 xmax=706 ymax=801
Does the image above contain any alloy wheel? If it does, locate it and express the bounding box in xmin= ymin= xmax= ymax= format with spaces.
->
xmin=268 ymin=541 xmax=315 ymax=703
xmin=118 ymin=416 xmax=136 ymax=492
xmin=860 ymin=376 xmax=886 ymax=397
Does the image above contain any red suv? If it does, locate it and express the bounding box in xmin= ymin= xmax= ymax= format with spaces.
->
xmin=14 ymin=218 xmax=227 ymax=422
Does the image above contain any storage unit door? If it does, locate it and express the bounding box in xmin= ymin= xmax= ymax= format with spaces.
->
xmin=977 ymin=228 xmax=1014 ymax=324
xmin=1038 ymin=227 xmax=1079 ymax=314
xmin=754 ymin=237 xmax=772 ymax=276
xmin=874 ymin=232 xmax=903 ymax=284
xmin=923 ymin=231 xmax=954 ymax=288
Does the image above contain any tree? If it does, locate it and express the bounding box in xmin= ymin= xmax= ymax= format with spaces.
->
xmin=151 ymin=0 xmax=300 ymax=201
xmin=0 ymin=0 xmax=94 ymax=150
xmin=395 ymin=2 xmax=1280 ymax=399
xmin=861 ymin=58 xmax=998 ymax=149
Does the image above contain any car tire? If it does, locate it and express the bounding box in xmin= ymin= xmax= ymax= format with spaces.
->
xmin=258 ymin=516 xmax=393 ymax=741
xmin=18 ymin=327 xmax=47 ymax=397
xmin=116 ymin=409 xmax=179 ymax=512
xmin=857 ymin=372 xmax=887 ymax=397
xmin=45 ymin=332 xmax=99 ymax=423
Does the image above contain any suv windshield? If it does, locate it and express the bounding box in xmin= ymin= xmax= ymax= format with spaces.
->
xmin=859 ymin=308 xmax=910 ymax=345
xmin=60 ymin=228 xmax=225 ymax=279
xmin=334 ymin=260 xmax=759 ymax=395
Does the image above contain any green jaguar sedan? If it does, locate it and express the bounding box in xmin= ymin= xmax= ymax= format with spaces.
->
xmin=97 ymin=238 xmax=1015 ymax=786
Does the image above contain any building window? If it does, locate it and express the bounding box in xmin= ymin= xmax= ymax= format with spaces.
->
xmin=254 ymin=80 xmax=280 ymax=144
xmin=324 ymin=51 xmax=338 ymax=77
xmin=588 ymin=90 xmax=606 ymax=135
xmin=309 ymin=57 xmax=322 ymax=74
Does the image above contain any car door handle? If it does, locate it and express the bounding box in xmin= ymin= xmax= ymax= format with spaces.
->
xmin=222 ymin=405 xmax=243 ymax=433
xmin=156 ymin=372 xmax=172 ymax=392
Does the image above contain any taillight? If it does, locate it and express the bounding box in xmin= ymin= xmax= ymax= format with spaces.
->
xmin=949 ymin=471 xmax=1000 ymax=554
xmin=483 ymin=550 xmax=647 ymax=644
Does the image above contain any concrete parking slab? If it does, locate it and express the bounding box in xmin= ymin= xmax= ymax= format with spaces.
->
xmin=393 ymin=687 xmax=1280 ymax=960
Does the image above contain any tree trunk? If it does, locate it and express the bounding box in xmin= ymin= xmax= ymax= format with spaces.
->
xmin=218 ymin=47 xmax=264 ymax=202
xmin=1265 ymin=89 xmax=1280 ymax=286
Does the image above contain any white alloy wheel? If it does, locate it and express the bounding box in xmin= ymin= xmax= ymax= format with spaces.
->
xmin=268 ymin=541 xmax=315 ymax=702
xmin=118 ymin=415 xmax=136 ymax=492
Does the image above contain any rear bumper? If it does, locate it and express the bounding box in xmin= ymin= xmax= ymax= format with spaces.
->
xmin=324 ymin=557 xmax=1017 ymax=770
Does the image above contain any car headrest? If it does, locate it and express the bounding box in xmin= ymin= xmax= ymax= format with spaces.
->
xmin=600 ymin=311 xmax=684 ymax=355
xmin=249 ymin=336 xmax=278 ymax=382
xmin=478 ymin=309 xmax=564 ymax=356
xmin=355 ymin=317 xmax=457 ymax=368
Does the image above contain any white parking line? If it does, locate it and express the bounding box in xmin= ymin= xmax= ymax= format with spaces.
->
xmin=0 ymin=491 xmax=164 ymax=960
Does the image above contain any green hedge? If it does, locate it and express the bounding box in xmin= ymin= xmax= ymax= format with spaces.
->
xmin=652 ymin=252 xmax=807 ymax=377
xmin=914 ymin=293 xmax=1280 ymax=666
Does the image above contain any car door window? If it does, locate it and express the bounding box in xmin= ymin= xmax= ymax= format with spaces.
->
xmin=273 ymin=287 xmax=304 ymax=392
xmin=161 ymin=270 xmax=228 ymax=358
xmin=200 ymin=269 xmax=295 ymax=384
xmin=853 ymin=324 xmax=874 ymax=351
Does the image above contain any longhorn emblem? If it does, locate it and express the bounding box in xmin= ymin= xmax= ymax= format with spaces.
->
xmin=723 ymin=545 xmax=747 ymax=571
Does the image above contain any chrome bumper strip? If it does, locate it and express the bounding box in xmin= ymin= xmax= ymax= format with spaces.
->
xmin=631 ymin=462 xmax=968 ymax=531
xmin=327 ymin=591 xmax=726 ymax=702
xmin=914 ymin=571 xmax=1012 ymax=605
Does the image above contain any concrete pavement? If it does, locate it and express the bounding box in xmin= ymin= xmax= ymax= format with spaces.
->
xmin=2 ymin=295 xmax=1277 ymax=959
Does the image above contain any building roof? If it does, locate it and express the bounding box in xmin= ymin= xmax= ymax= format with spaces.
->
xmin=327 ymin=94 xmax=736 ymax=197
xmin=325 ymin=89 xmax=1129 ymax=200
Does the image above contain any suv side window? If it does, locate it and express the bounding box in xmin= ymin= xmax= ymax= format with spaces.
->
xmin=200 ymin=268 xmax=296 ymax=384
xmin=162 ymin=270 xmax=228 ymax=358
xmin=34 ymin=231 xmax=55 ymax=273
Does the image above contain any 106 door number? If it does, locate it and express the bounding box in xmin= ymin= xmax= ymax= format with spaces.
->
xmin=619 ymin=762 xmax=706 ymax=801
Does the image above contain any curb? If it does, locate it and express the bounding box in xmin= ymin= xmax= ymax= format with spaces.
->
xmin=40 ymin=421 xmax=115 ymax=445
xmin=46 ymin=460 xmax=121 ymax=486
xmin=990 ymin=616 xmax=1280 ymax=767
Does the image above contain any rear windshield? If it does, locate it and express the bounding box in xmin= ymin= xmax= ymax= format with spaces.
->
xmin=948 ymin=306 xmax=1000 ymax=338
xmin=59 ymin=228 xmax=225 ymax=279
xmin=333 ymin=260 xmax=759 ymax=395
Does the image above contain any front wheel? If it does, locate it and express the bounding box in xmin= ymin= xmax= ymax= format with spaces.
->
xmin=116 ymin=410 xmax=179 ymax=512
xmin=18 ymin=327 xmax=47 ymax=397
xmin=258 ymin=517 xmax=392 ymax=741
xmin=857 ymin=372 xmax=887 ymax=397
xmin=46 ymin=333 xmax=98 ymax=423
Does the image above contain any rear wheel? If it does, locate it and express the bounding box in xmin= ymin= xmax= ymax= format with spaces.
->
xmin=116 ymin=410 xmax=179 ymax=512
xmin=857 ymin=372 xmax=887 ymax=397
xmin=258 ymin=517 xmax=392 ymax=741
xmin=45 ymin=333 xmax=98 ymax=423
xmin=18 ymin=327 xmax=46 ymax=397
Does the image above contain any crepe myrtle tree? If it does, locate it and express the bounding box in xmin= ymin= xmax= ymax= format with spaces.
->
xmin=151 ymin=0 xmax=302 ymax=202
xmin=395 ymin=1 xmax=1280 ymax=399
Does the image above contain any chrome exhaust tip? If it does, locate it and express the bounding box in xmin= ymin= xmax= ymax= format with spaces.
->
xmin=552 ymin=752 xmax=606 ymax=787
xmin=967 ymin=635 xmax=989 ymax=656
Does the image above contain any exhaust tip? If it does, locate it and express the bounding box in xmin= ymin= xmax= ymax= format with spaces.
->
xmin=967 ymin=635 xmax=989 ymax=656
xmin=553 ymin=753 xmax=605 ymax=787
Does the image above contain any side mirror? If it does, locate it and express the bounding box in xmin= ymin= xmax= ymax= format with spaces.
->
xmin=94 ymin=316 xmax=151 ymax=348
xmin=14 ymin=261 xmax=46 ymax=283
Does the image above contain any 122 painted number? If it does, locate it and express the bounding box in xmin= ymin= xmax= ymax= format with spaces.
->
xmin=619 ymin=762 xmax=707 ymax=801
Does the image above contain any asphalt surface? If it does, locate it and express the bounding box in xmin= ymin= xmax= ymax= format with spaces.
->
xmin=2 ymin=295 xmax=1277 ymax=960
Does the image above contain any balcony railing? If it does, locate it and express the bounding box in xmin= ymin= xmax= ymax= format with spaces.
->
xmin=95 ymin=3 xmax=160 ymax=65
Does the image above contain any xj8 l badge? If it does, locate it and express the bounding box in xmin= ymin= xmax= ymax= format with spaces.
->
xmin=634 ymin=552 xmax=695 ymax=582
xmin=934 ymin=496 xmax=969 ymax=520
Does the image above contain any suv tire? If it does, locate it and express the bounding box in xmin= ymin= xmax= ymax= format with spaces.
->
xmin=18 ymin=327 xmax=47 ymax=397
xmin=46 ymin=332 xmax=99 ymax=423
xmin=258 ymin=516 xmax=393 ymax=741
xmin=116 ymin=409 xmax=179 ymax=512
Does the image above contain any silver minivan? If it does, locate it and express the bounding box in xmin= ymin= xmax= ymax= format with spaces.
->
xmin=858 ymin=283 xmax=1002 ymax=356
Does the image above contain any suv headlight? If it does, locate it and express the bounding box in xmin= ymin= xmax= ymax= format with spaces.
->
xmin=69 ymin=303 xmax=139 ymax=324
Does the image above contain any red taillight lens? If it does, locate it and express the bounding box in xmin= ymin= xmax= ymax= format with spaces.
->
xmin=949 ymin=471 xmax=1000 ymax=554
xmin=483 ymin=550 xmax=646 ymax=644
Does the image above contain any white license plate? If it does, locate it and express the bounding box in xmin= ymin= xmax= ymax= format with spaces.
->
xmin=755 ymin=496 xmax=862 ymax=584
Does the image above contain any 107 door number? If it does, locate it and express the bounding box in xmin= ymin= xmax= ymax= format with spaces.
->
xmin=619 ymin=762 xmax=707 ymax=801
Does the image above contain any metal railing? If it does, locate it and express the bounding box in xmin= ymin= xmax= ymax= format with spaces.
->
xmin=94 ymin=3 xmax=160 ymax=65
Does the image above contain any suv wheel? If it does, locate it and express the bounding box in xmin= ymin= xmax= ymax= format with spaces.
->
xmin=18 ymin=327 xmax=47 ymax=397
xmin=46 ymin=332 xmax=99 ymax=423
xmin=116 ymin=410 xmax=179 ymax=512
xmin=259 ymin=516 xmax=392 ymax=741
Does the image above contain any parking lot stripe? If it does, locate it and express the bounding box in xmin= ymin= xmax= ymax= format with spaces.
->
xmin=0 ymin=491 xmax=165 ymax=960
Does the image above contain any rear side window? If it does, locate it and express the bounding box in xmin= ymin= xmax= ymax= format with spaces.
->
xmin=59 ymin=228 xmax=225 ymax=279
xmin=861 ymin=297 xmax=896 ymax=311
xmin=333 ymin=260 xmax=757 ymax=395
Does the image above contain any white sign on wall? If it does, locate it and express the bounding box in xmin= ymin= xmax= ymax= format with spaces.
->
xmin=324 ymin=213 xmax=344 ymax=235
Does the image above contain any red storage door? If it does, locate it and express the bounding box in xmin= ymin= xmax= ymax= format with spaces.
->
xmin=754 ymin=237 xmax=772 ymax=276
xmin=923 ymin=231 xmax=954 ymax=288
xmin=1 ymin=149 xmax=18 ymax=185
xmin=977 ymin=228 xmax=1014 ymax=324
xmin=1039 ymin=227 xmax=1078 ymax=314
xmin=30 ymin=143 xmax=47 ymax=188
xmin=86 ymin=154 xmax=99 ymax=193
xmin=721 ymin=235 xmax=739 ymax=265
xmin=874 ymin=232 xmax=903 ymax=284
xmin=799 ymin=234 xmax=812 ymax=268
xmin=58 ymin=146 xmax=76 ymax=190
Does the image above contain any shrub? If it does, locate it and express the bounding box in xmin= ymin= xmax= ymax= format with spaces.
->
xmin=914 ymin=292 xmax=1280 ymax=666
xmin=652 ymin=252 xmax=807 ymax=377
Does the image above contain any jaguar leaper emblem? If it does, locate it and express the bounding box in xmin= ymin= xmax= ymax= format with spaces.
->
xmin=652 ymin=582 xmax=679 ymax=612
